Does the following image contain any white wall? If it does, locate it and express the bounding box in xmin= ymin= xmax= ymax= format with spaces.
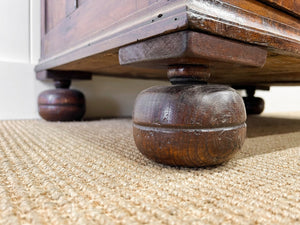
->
xmin=0 ymin=0 xmax=43 ymax=119
xmin=0 ymin=0 xmax=299 ymax=120
xmin=257 ymin=88 xmax=300 ymax=113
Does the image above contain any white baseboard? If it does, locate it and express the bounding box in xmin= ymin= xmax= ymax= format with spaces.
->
xmin=0 ymin=61 xmax=38 ymax=120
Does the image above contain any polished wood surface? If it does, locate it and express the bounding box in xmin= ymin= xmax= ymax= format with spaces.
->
xmin=133 ymin=84 xmax=247 ymax=167
xmin=119 ymin=31 xmax=300 ymax=86
xmin=119 ymin=31 xmax=267 ymax=68
xmin=167 ymin=65 xmax=211 ymax=84
xmin=122 ymin=32 xmax=254 ymax=166
xmin=243 ymin=88 xmax=265 ymax=115
xmin=45 ymin=0 xmax=77 ymax=32
xmin=259 ymin=0 xmax=300 ymax=18
xmin=36 ymin=0 xmax=300 ymax=87
xmin=42 ymin=0 xmax=183 ymax=58
xmin=38 ymin=80 xmax=85 ymax=121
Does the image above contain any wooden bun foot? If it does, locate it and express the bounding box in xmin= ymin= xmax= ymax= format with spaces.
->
xmin=118 ymin=33 xmax=261 ymax=166
xmin=38 ymin=80 xmax=85 ymax=121
xmin=133 ymin=84 xmax=247 ymax=167
xmin=243 ymin=97 xmax=265 ymax=115
xmin=243 ymin=87 xmax=265 ymax=115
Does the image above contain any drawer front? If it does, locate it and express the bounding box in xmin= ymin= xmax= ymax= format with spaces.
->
xmin=41 ymin=0 xmax=162 ymax=58
xmin=45 ymin=0 xmax=77 ymax=32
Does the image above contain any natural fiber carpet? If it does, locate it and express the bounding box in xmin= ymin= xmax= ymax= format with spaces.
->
xmin=0 ymin=113 xmax=299 ymax=225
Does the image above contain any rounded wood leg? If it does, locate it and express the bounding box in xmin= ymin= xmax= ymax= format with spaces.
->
xmin=38 ymin=80 xmax=85 ymax=121
xmin=133 ymin=66 xmax=247 ymax=167
xmin=243 ymin=87 xmax=265 ymax=115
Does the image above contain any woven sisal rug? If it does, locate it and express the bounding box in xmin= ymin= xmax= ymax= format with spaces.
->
xmin=0 ymin=113 xmax=299 ymax=224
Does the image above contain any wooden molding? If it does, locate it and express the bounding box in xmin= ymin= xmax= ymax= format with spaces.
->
xmin=258 ymin=0 xmax=300 ymax=18
xmin=119 ymin=31 xmax=267 ymax=68
xmin=36 ymin=0 xmax=300 ymax=73
xmin=35 ymin=0 xmax=300 ymax=86
xmin=188 ymin=0 xmax=300 ymax=55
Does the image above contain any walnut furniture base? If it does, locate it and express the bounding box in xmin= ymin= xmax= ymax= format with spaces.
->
xmin=36 ymin=0 xmax=300 ymax=166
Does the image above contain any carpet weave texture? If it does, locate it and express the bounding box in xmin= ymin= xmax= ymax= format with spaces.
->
xmin=0 ymin=113 xmax=299 ymax=225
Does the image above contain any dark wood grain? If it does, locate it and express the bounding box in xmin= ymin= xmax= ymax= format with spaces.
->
xmin=37 ymin=0 xmax=300 ymax=87
xmin=47 ymin=41 xmax=300 ymax=86
xmin=43 ymin=0 xmax=186 ymax=58
xmin=41 ymin=0 xmax=300 ymax=59
xmin=133 ymin=84 xmax=247 ymax=167
xmin=222 ymin=0 xmax=300 ymax=27
xmin=45 ymin=0 xmax=77 ymax=32
xmin=45 ymin=0 xmax=65 ymax=32
xmin=167 ymin=65 xmax=211 ymax=84
xmin=38 ymin=0 xmax=188 ymax=70
xmin=38 ymin=89 xmax=85 ymax=122
xmin=188 ymin=0 xmax=300 ymax=56
xmin=37 ymin=0 xmax=300 ymax=73
xmin=119 ymin=31 xmax=267 ymax=68
xmin=243 ymin=97 xmax=265 ymax=115
xmin=38 ymin=77 xmax=86 ymax=122
xmin=259 ymin=0 xmax=300 ymax=18
xmin=243 ymin=87 xmax=265 ymax=115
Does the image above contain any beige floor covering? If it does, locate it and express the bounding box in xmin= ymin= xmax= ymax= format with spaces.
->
xmin=0 ymin=112 xmax=299 ymax=225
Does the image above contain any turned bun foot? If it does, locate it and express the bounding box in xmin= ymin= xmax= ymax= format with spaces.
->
xmin=243 ymin=97 xmax=265 ymax=115
xmin=243 ymin=87 xmax=265 ymax=115
xmin=133 ymin=84 xmax=247 ymax=167
xmin=38 ymin=80 xmax=85 ymax=121
xmin=118 ymin=32 xmax=267 ymax=167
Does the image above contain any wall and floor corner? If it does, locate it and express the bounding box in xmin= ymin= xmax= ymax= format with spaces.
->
xmin=0 ymin=1 xmax=299 ymax=120
xmin=0 ymin=0 xmax=169 ymax=120
xmin=0 ymin=0 xmax=39 ymax=119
